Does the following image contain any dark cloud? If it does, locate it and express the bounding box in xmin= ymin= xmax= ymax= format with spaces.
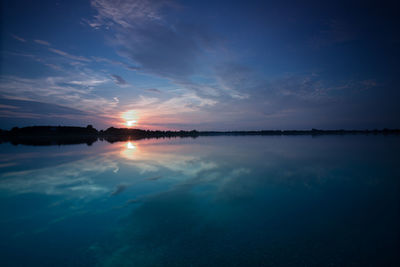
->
xmin=0 ymin=98 xmax=96 ymax=129
xmin=145 ymin=88 xmax=161 ymax=93
xmin=111 ymin=184 xmax=128 ymax=196
xmin=111 ymin=74 xmax=128 ymax=85
xmin=0 ymin=98 xmax=87 ymax=116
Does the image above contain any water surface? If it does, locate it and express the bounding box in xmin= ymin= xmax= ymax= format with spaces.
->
xmin=0 ymin=136 xmax=399 ymax=266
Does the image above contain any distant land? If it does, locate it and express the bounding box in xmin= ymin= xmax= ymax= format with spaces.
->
xmin=0 ymin=125 xmax=399 ymax=146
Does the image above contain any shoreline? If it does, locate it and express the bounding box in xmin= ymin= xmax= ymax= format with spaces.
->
xmin=0 ymin=126 xmax=399 ymax=146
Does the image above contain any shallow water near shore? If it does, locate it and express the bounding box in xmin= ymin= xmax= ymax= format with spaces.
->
xmin=0 ymin=135 xmax=399 ymax=266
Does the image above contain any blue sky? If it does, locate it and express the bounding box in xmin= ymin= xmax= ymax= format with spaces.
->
xmin=0 ymin=0 xmax=399 ymax=130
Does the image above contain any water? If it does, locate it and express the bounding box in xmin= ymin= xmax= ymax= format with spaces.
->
xmin=0 ymin=135 xmax=399 ymax=266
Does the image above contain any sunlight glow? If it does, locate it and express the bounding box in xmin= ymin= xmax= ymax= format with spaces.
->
xmin=120 ymin=141 xmax=139 ymax=160
xmin=126 ymin=141 xmax=136 ymax=150
xmin=126 ymin=120 xmax=137 ymax=127
xmin=121 ymin=110 xmax=139 ymax=127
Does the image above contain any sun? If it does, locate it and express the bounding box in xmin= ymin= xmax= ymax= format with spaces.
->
xmin=121 ymin=110 xmax=138 ymax=128
xmin=126 ymin=120 xmax=137 ymax=127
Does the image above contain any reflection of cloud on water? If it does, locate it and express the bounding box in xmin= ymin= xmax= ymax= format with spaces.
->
xmin=110 ymin=184 xmax=129 ymax=196
xmin=0 ymin=155 xmax=118 ymax=196
xmin=94 ymin=149 xmax=370 ymax=266
xmin=0 ymin=162 xmax=17 ymax=168
xmin=118 ymin=141 xmax=217 ymax=177
xmin=0 ymin=138 xmax=349 ymax=202
xmin=0 ymin=141 xmax=220 ymax=198
xmin=97 ymin=191 xmax=211 ymax=267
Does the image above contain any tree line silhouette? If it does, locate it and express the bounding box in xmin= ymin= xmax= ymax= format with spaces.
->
xmin=0 ymin=125 xmax=399 ymax=146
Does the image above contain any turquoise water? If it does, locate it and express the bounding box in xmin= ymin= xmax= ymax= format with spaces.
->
xmin=0 ymin=136 xmax=399 ymax=266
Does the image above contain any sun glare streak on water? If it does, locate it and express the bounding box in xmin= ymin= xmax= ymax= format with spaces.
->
xmin=126 ymin=141 xmax=136 ymax=149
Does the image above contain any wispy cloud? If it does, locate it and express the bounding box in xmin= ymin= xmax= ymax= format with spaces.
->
xmin=68 ymin=78 xmax=109 ymax=87
xmin=89 ymin=0 xmax=168 ymax=29
xmin=92 ymin=56 xmax=140 ymax=71
xmin=11 ymin=34 xmax=26 ymax=42
xmin=119 ymin=91 xmax=218 ymax=129
xmin=88 ymin=0 xmax=222 ymax=87
xmin=48 ymin=48 xmax=91 ymax=62
xmin=3 ymin=51 xmax=65 ymax=71
xmin=34 ymin=39 xmax=51 ymax=46
xmin=0 ymin=104 xmax=19 ymax=109
xmin=0 ymin=73 xmax=116 ymax=118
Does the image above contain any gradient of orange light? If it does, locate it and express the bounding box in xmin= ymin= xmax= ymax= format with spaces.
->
xmin=119 ymin=140 xmax=140 ymax=160
xmin=120 ymin=110 xmax=139 ymax=128
xmin=117 ymin=105 xmax=205 ymax=130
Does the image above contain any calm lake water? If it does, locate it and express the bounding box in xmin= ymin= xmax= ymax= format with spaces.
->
xmin=0 ymin=136 xmax=399 ymax=266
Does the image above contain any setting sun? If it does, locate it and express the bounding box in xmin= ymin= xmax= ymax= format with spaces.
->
xmin=126 ymin=120 xmax=137 ymax=127
xmin=121 ymin=110 xmax=138 ymax=128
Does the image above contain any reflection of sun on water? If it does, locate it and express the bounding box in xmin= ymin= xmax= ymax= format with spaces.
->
xmin=121 ymin=141 xmax=138 ymax=160
xmin=126 ymin=141 xmax=136 ymax=150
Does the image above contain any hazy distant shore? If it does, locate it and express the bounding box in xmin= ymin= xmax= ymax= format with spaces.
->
xmin=0 ymin=126 xmax=399 ymax=146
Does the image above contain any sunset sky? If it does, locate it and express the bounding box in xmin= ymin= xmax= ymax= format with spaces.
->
xmin=0 ymin=0 xmax=399 ymax=130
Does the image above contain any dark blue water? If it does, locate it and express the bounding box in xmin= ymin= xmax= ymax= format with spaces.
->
xmin=0 ymin=136 xmax=399 ymax=266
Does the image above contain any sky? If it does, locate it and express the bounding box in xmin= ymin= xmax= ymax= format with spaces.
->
xmin=0 ymin=0 xmax=399 ymax=130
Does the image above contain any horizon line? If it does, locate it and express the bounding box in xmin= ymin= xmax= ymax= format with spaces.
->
xmin=2 ymin=125 xmax=400 ymax=133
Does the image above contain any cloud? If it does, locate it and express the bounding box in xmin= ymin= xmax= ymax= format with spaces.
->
xmin=34 ymin=39 xmax=51 ymax=46
xmin=0 ymin=40 xmax=131 ymax=128
xmin=0 ymin=97 xmax=88 ymax=121
xmin=111 ymin=74 xmax=128 ymax=85
xmin=68 ymin=78 xmax=109 ymax=87
xmin=92 ymin=56 xmax=140 ymax=71
xmin=48 ymin=48 xmax=91 ymax=62
xmin=11 ymin=34 xmax=26 ymax=42
xmin=145 ymin=88 xmax=161 ymax=93
xmin=116 ymin=24 xmax=207 ymax=78
xmin=215 ymin=63 xmax=257 ymax=99
xmin=87 ymin=0 xmax=257 ymax=112
xmin=0 ymin=155 xmax=117 ymax=196
xmin=120 ymin=92 xmax=218 ymax=129
xmin=0 ymin=104 xmax=19 ymax=110
xmin=3 ymin=51 xmax=65 ymax=71
xmin=89 ymin=0 xmax=219 ymax=79
xmin=0 ymin=73 xmax=117 ymax=118
xmin=43 ymin=63 xmax=63 ymax=71
xmin=89 ymin=0 xmax=168 ymax=29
